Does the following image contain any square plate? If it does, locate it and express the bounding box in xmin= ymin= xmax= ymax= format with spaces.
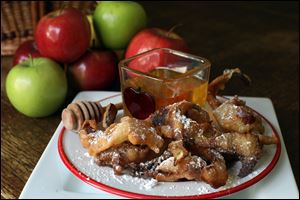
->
xmin=19 ymin=91 xmax=299 ymax=199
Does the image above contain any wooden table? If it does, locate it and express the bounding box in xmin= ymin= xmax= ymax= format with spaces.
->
xmin=1 ymin=2 xmax=298 ymax=198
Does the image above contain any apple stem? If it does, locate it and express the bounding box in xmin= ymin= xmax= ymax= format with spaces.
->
xmin=167 ymin=23 xmax=183 ymax=36
xmin=29 ymin=54 xmax=33 ymax=67
xmin=58 ymin=2 xmax=68 ymax=15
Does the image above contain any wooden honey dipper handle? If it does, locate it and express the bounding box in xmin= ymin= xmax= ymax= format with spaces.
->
xmin=61 ymin=101 xmax=123 ymax=132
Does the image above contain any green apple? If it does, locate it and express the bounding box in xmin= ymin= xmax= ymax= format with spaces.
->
xmin=87 ymin=15 xmax=100 ymax=48
xmin=93 ymin=1 xmax=147 ymax=50
xmin=6 ymin=57 xmax=67 ymax=117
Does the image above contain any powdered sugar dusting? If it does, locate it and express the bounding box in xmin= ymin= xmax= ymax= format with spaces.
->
xmin=88 ymin=130 xmax=107 ymax=145
xmin=65 ymin=114 xmax=276 ymax=197
xmin=190 ymin=156 xmax=206 ymax=169
xmin=70 ymin=148 xmax=160 ymax=190
xmin=113 ymin=171 xmax=159 ymax=190
xmin=67 ymin=144 xmax=274 ymax=196
xmin=175 ymin=110 xmax=192 ymax=129
xmin=142 ymin=178 xmax=158 ymax=190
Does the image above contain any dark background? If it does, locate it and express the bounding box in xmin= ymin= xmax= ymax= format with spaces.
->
xmin=1 ymin=1 xmax=298 ymax=198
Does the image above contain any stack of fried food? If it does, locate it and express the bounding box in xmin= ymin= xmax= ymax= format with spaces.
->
xmin=77 ymin=69 xmax=278 ymax=189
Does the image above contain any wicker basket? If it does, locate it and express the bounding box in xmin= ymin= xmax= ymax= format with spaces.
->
xmin=1 ymin=1 xmax=96 ymax=56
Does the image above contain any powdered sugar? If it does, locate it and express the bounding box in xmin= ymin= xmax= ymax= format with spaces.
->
xmin=189 ymin=156 xmax=206 ymax=169
xmin=175 ymin=110 xmax=192 ymax=129
xmin=69 ymin=140 xmax=268 ymax=196
xmin=88 ymin=130 xmax=106 ymax=145
xmin=67 ymin=131 xmax=274 ymax=197
xmin=69 ymin=145 xmax=272 ymax=196
xmin=71 ymin=148 xmax=161 ymax=190
xmin=142 ymin=178 xmax=158 ymax=190
xmin=112 ymin=172 xmax=159 ymax=190
xmin=155 ymin=157 xmax=175 ymax=171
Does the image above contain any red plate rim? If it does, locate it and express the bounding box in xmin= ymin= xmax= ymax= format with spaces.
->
xmin=58 ymin=94 xmax=281 ymax=199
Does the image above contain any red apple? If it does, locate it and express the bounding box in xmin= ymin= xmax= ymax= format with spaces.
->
xmin=68 ymin=50 xmax=117 ymax=91
xmin=125 ymin=28 xmax=189 ymax=73
xmin=13 ymin=40 xmax=42 ymax=66
xmin=35 ymin=8 xmax=91 ymax=63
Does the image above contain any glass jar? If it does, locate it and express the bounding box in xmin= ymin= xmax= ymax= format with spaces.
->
xmin=119 ymin=48 xmax=211 ymax=119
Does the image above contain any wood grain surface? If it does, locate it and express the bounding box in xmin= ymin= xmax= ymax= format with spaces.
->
xmin=1 ymin=1 xmax=299 ymax=198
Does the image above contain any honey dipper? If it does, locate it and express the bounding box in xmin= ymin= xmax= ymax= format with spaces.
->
xmin=61 ymin=101 xmax=123 ymax=132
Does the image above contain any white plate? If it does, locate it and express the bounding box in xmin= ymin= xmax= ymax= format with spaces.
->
xmin=58 ymin=94 xmax=281 ymax=198
xmin=19 ymin=91 xmax=299 ymax=199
